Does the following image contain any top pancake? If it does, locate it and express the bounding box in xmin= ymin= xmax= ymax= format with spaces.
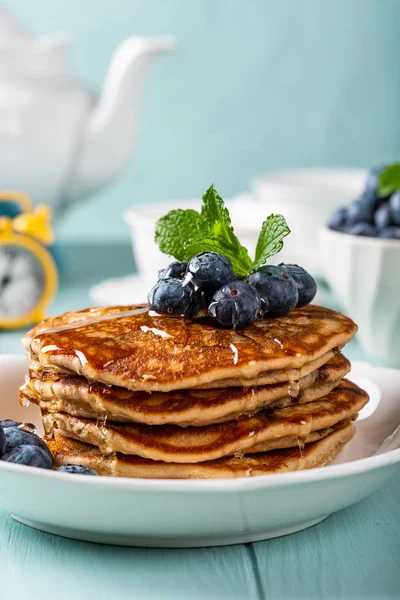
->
xmin=25 ymin=304 xmax=357 ymax=392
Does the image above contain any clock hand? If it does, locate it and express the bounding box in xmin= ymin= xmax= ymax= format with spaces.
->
xmin=0 ymin=254 xmax=12 ymax=292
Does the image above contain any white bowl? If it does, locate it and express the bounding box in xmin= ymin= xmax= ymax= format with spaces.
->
xmin=252 ymin=168 xmax=367 ymax=273
xmin=319 ymin=226 xmax=400 ymax=368
xmin=1 ymin=355 xmax=400 ymax=546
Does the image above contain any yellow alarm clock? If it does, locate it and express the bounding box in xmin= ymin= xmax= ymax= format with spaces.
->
xmin=0 ymin=191 xmax=58 ymax=329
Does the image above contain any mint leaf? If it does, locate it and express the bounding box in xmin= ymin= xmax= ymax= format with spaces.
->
xmin=184 ymin=185 xmax=252 ymax=276
xmin=378 ymin=163 xmax=400 ymax=197
xmin=155 ymin=209 xmax=202 ymax=261
xmin=250 ymin=214 xmax=290 ymax=273
xmin=154 ymin=185 xmax=291 ymax=277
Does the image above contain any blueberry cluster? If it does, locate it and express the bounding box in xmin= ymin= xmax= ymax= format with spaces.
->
xmin=329 ymin=166 xmax=400 ymax=239
xmin=148 ymin=251 xmax=316 ymax=329
xmin=0 ymin=419 xmax=97 ymax=475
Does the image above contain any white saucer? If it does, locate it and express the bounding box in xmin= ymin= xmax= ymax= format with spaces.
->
xmin=1 ymin=355 xmax=400 ymax=547
xmin=90 ymin=273 xmax=148 ymax=305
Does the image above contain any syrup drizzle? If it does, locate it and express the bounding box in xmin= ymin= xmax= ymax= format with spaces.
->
xmin=34 ymin=306 xmax=149 ymax=339
xmin=287 ymin=380 xmax=300 ymax=398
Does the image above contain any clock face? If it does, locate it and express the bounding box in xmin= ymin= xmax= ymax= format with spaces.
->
xmin=0 ymin=244 xmax=46 ymax=319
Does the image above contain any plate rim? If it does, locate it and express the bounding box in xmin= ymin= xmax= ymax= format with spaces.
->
xmin=1 ymin=354 xmax=400 ymax=493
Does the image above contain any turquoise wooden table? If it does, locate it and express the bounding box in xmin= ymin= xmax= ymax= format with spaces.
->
xmin=1 ymin=242 xmax=399 ymax=600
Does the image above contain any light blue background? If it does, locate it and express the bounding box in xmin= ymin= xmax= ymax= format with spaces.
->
xmin=4 ymin=0 xmax=400 ymax=239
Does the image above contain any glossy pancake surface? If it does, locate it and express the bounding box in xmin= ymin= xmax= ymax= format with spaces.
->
xmin=25 ymin=304 xmax=357 ymax=392
xmin=43 ymin=380 xmax=368 ymax=463
xmin=47 ymin=423 xmax=355 ymax=479
xmin=21 ymin=353 xmax=350 ymax=426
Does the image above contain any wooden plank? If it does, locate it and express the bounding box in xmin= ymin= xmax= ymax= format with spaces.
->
xmin=251 ymin=475 xmax=400 ymax=599
xmin=0 ymin=511 xmax=261 ymax=600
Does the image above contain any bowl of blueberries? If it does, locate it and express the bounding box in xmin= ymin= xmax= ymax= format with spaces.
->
xmin=320 ymin=164 xmax=400 ymax=368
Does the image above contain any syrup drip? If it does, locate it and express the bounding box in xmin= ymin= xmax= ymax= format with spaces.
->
xmin=229 ymin=343 xmax=239 ymax=365
xmin=287 ymin=380 xmax=300 ymax=398
xmin=74 ymin=350 xmax=88 ymax=366
xmin=20 ymin=397 xmax=30 ymax=408
xmin=234 ymin=450 xmax=244 ymax=459
xmin=96 ymin=414 xmax=108 ymax=428
xmin=18 ymin=423 xmax=37 ymax=434
xmin=43 ymin=418 xmax=56 ymax=439
xmin=140 ymin=326 xmax=173 ymax=340
xmin=296 ymin=436 xmax=306 ymax=457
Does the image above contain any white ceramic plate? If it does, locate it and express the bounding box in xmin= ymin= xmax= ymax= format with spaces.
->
xmin=1 ymin=354 xmax=400 ymax=548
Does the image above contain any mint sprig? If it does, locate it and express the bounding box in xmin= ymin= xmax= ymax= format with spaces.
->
xmin=251 ymin=214 xmax=291 ymax=273
xmin=155 ymin=209 xmax=202 ymax=261
xmin=378 ymin=163 xmax=400 ymax=197
xmin=155 ymin=184 xmax=290 ymax=276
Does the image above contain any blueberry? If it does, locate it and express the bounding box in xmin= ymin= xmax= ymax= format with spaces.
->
xmin=389 ymin=191 xmax=400 ymax=226
xmin=329 ymin=207 xmax=347 ymax=231
xmin=278 ymin=264 xmax=317 ymax=307
xmin=57 ymin=464 xmax=98 ymax=475
xmin=1 ymin=445 xmax=52 ymax=469
xmin=186 ymin=252 xmax=233 ymax=293
xmin=347 ymin=198 xmax=374 ymax=226
xmin=158 ymin=261 xmax=187 ymax=281
xmin=248 ymin=265 xmax=298 ymax=318
xmin=208 ymin=281 xmax=262 ymax=329
xmin=0 ymin=425 xmax=5 ymax=457
xmin=148 ymin=278 xmax=200 ymax=317
xmin=4 ymin=426 xmax=51 ymax=458
xmin=348 ymin=223 xmax=376 ymax=237
xmin=377 ymin=226 xmax=400 ymax=240
xmin=374 ymin=202 xmax=392 ymax=230
xmin=365 ymin=165 xmax=388 ymax=197
xmin=0 ymin=419 xmax=22 ymax=428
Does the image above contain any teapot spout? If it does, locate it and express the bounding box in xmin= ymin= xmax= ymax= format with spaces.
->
xmin=68 ymin=36 xmax=176 ymax=200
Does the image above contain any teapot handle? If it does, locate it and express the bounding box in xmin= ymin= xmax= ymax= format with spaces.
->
xmin=0 ymin=190 xmax=32 ymax=214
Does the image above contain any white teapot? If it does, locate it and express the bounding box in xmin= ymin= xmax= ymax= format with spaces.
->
xmin=0 ymin=11 xmax=175 ymax=214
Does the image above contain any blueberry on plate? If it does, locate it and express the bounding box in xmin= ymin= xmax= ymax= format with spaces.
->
xmin=1 ymin=444 xmax=53 ymax=469
xmin=0 ymin=419 xmax=22 ymax=428
xmin=374 ymin=202 xmax=392 ymax=230
xmin=0 ymin=425 xmax=5 ymax=457
xmin=389 ymin=191 xmax=400 ymax=226
xmin=249 ymin=265 xmax=298 ymax=318
xmin=329 ymin=207 xmax=348 ymax=232
xmin=186 ymin=252 xmax=233 ymax=293
xmin=158 ymin=261 xmax=187 ymax=281
xmin=377 ymin=226 xmax=400 ymax=240
xmin=208 ymin=281 xmax=262 ymax=329
xmin=148 ymin=278 xmax=200 ymax=317
xmin=348 ymin=223 xmax=376 ymax=237
xmin=278 ymin=264 xmax=317 ymax=307
xmin=364 ymin=165 xmax=389 ymax=197
xmin=57 ymin=464 xmax=98 ymax=475
xmin=4 ymin=426 xmax=52 ymax=458
xmin=346 ymin=198 xmax=374 ymax=226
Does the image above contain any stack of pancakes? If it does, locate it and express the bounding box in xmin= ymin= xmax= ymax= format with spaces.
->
xmin=20 ymin=304 xmax=369 ymax=479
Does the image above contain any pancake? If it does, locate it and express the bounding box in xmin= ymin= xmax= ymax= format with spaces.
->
xmin=24 ymin=304 xmax=357 ymax=392
xmin=43 ymin=380 xmax=368 ymax=463
xmin=21 ymin=353 xmax=350 ymax=427
xmin=47 ymin=423 xmax=356 ymax=478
